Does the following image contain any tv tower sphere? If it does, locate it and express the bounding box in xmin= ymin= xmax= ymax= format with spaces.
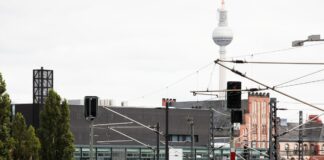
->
xmin=212 ymin=26 xmax=233 ymax=46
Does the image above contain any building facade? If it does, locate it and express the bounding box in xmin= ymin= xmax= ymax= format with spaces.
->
xmin=239 ymin=92 xmax=270 ymax=149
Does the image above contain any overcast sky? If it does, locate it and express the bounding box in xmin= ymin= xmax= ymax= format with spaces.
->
xmin=1 ymin=0 xmax=324 ymax=122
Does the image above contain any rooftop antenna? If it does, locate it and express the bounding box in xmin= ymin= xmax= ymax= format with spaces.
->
xmin=221 ymin=0 xmax=225 ymax=10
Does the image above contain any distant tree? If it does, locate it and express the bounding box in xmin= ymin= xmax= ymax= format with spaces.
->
xmin=55 ymin=100 xmax=74 ymax=160
xmin=0 ymin=73 xmax=14 ymax=159
xmin=12 ymin=113 xmax=40 ymax=160
xmin=26 ymin=126 xmax=41 ymax=160
xmin=38 ymin=90 xmax=74 ymax=160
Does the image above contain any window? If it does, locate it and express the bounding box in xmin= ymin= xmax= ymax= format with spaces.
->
xmin=310 ymin=144 xmax=315 ymax=155
xmin=169 ymin=135 xmax=198 ymax=142
xmin=252 ymin=141 xmax=257 ymax=148
xmin=252 ymin=124 xmax=258 ymax=134
xmin=293 ymin=144 xmax=298 ymax=155
xmin=285 ymin=144 xmax=289 ymax=151
xmin=304 ymin=144 xmax=308 ymax=155
xmin=244 ymin=128 xmax=248 ymax=137
xmin=261 ymin=125 xmax=267 ymax=134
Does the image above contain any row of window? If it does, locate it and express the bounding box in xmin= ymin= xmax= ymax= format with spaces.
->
xmin=251 ymin=101 xmax=268 ymax=126
xmin=283 ymin=143 xmax=322 ymax=155
xmin=169 ymin=135 xmax=199 ymax=143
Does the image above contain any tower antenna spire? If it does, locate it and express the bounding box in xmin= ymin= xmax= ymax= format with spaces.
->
xmin=221 ymin=0 xmax=225 ymax=9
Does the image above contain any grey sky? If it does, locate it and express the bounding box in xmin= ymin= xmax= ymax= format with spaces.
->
xmin=1 ymin=0 xmax=324 ymax=121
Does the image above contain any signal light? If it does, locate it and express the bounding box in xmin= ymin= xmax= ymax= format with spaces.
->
xmin=84 ymin=96 xmax=98 ymax=120
xmin=231 ymin=110 xmax=242 ymax=123
xmin=227 ymin=81 xmax=241 ymax=109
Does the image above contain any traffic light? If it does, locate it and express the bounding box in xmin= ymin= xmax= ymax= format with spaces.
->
xmin=231 ymin=110 xmax=242 ymax=123
xmin=84 ymin=96 xmax=98 ymax=120
xmin=227 ymin=81 xmax=241 ymax=109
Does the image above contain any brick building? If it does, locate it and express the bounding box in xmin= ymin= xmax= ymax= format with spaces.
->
xmin=239 ymin=92 xmax=270 ymax=149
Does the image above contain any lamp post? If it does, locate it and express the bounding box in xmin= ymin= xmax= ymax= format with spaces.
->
xmin=292 ymin=35 xmax=324 ymax=47
xmin=165 ymin=101 xmax=169 ymax=160
xmin=187 ymin=117 xmax=194 ymax=160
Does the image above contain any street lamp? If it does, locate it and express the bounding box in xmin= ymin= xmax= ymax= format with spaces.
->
xmin=292 ymin=35 xmax=324 ymax=47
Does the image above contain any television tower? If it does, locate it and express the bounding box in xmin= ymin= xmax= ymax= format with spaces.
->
xmin=212 ymin=0 xmax=233 ymax=99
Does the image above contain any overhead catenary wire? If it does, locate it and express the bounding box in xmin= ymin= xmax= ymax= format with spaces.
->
xmin=127 ymin=43 xmax=324 ymax=104
xmin=278 ymin=113 xmax=324 ymax=137
xmin=214 ymin=59 xmax=324 ymax=112
xmin=211 ymin=108 xmax=230 ymax=117
xmin=214 ymin=60 xmax=324 ymax=140
xmin=101 ymin=106 xmax=164 ymax=135
xmin=108 ymin=127 xmax=155 ymax=150
xmin=277 ymin=78 xmax=324 ymax=88
xmin=127 ymin=61 xmax=214 ymax=102
xmin=231 ymin=42 xmax=324 ymax=58
xmin=218 ymin=59 xmax=324 ymax=65
xmin=236 ymin=153 xmax=246 ymax=160
xmin=274 ymin=68 xmax=324 ymax=87
xmin=193 ymin=76 xmax=324 ymax=96
xmin=279 ymin=101 xmax=324 ymax=106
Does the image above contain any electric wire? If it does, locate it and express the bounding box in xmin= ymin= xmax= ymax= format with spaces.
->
xmin=127 ymin=62 xmax=214 ymax=102
xmin=127 ymin=43 xmax=324 ymax=104
xmin=277 ymin=78 xmax=324 ymax=89
xmin=218 ymin=59 xmax=324 ymax=65
xmin=211 ymin=108 xmax=230 ymax=117
xmin=108 ymin=127 xmax=155 ymax=150
xmin=279 ymin=101 xmax=324 ymax=106
xmin=278 ymin=113 xmax=324 ymax=137
xmin=214 ymin=60 xmax=324 ymax=142
xmin=207 ymin=64 xmax=216 ymax=90
xmin=236 ymin=153 xmax=246 ymax=160
xmin=231 ymin=42 xmax=324 ymax=58
xmin=274 ymin=68 xmax=324 ymax=87
xmin=214 ymin=59 xmax=324 ymax=112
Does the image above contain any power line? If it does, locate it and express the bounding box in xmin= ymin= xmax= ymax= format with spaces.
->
xmin=127 ymin=62 xmax=214 ymax=102
xmin=218 ymin=59 xmax=324 ymax=65
xmin=214 ymin=60 xmax=324 ymax=141
xmin=207 ymin=64 xmax=216 ymax=90
xmin=279 ymin=101 xmax=324 ymax=106
xmin=277 ymin=78 xmax=324 ymax=88
xmin=214 ymin=59 xmax=324 ymax=111
xmin=274 ymin=68 xmax=324 ymax=87
xmin=278 ymin=113 xmax=324 ymax=137
xmin=127 ymin=44 xmax=324 ymax=104
xmin=231 ymin=42 xmax=324 ymax=58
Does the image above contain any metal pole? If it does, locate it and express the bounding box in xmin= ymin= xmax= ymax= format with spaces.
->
xmin=90 ymin=119 xmax=94 ymax=160
xmin=40 ymin=67 xmax=43 ymax=105
xmin=269 ymin=99 xmax=274 ymax=160
xmin=230 ymin=123 xmax=235 ymax=160
xmin=211 ymin=110 xmax=215 ymax=160
xmin=189 ymin=118 xmax=194 ymax=160
xmin=298 ymin=111 xmax=303 ymax=160
xmin=165 ymin=102 xmax=169 ymax=160
xmin=157 ymin=122 xmax=160 ymax=160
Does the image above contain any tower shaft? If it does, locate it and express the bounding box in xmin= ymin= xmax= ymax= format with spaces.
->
xmin=219 ymin=47 xmax=226 ymax=99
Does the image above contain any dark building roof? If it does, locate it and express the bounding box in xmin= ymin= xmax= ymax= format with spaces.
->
xmin=278 ymin=120 xmax=324 ymax=142
xmin=15 ymin=104 xmax=211 ymax=148
xmin=174 ymin=100 xmax=248 ymax=137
